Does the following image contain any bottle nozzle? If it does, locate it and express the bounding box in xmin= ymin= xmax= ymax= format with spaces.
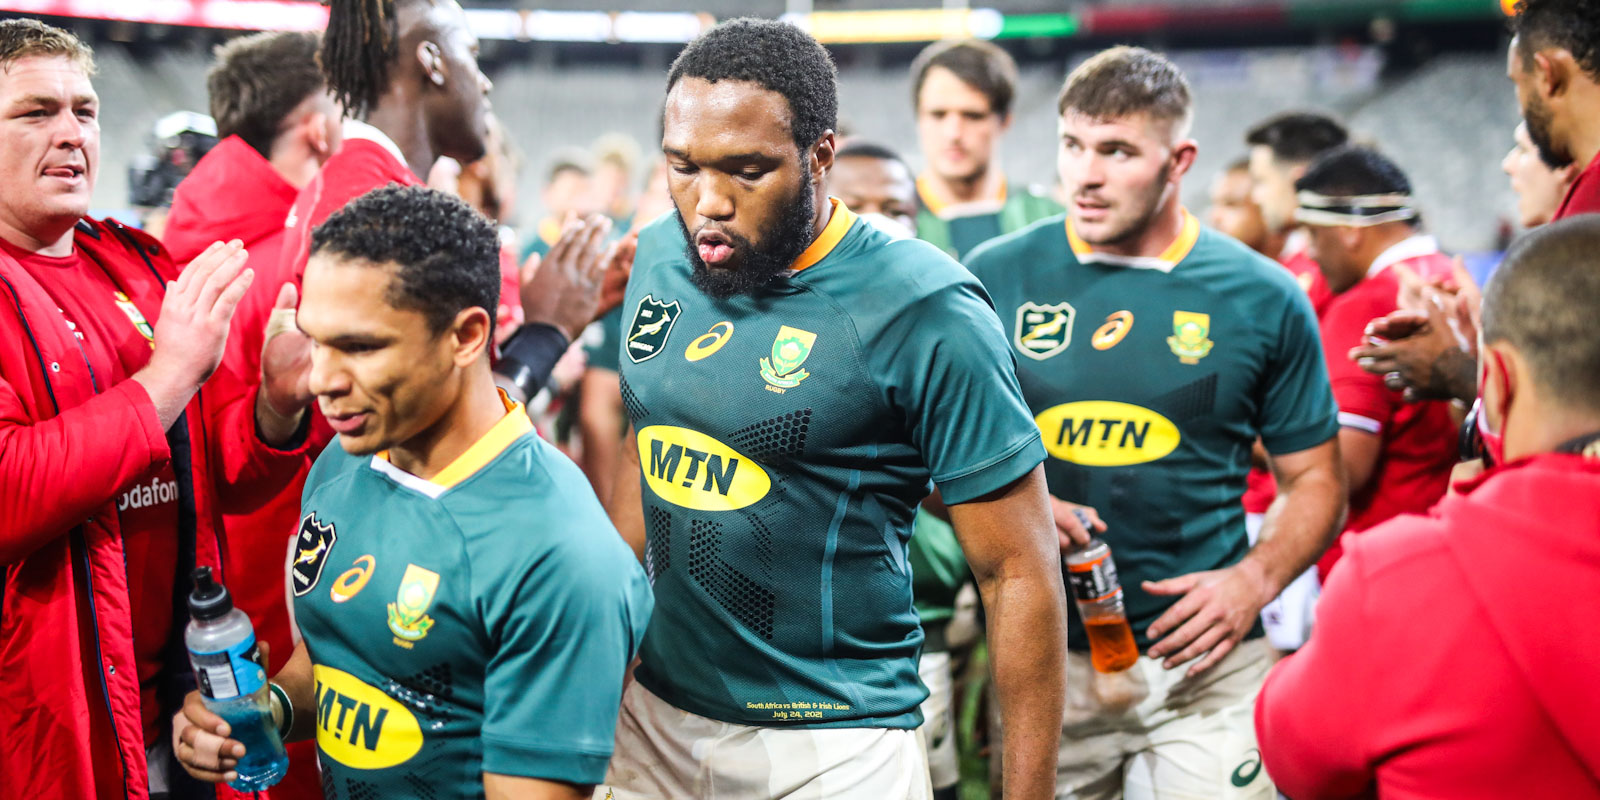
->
xmin=188 ymin=566 xmax=232 ymax=621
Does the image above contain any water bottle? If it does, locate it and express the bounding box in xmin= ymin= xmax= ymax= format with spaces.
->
xmin=185 ymin=567 xmax=288 ymax=791
xmin=1063 ymin=535 xmax=1139 ymax=673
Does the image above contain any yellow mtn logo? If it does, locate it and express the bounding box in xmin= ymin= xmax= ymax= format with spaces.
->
xmin=1035 ymin=401 xmax=1181 ymax=466
xmin=313 ymin=665 xmax=423 ymax=770
xmin=637 ymin=425 xmax=771 ymax=511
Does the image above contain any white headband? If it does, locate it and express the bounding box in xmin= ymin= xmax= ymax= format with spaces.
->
xmin=1295 ymin=190 xmax=1418 ymax=227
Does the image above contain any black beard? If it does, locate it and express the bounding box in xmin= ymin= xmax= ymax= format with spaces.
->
xmin=680 ymin=184 xmax=816 ymax=300
xmin=1523 ymin=94 xmax=1574 ymax=169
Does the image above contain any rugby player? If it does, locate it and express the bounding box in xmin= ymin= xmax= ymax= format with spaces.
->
xmin=910 ymin=38 xmax=1061 ymax=259
xmin=1507 ymin=0 xmax=1600 ymax=220
xmin=827 ymin=140 xmax=918 ymax=235
xmin=601 ymin=19 xmax=1066 ymax=799
xmin=1504 ymin=121 xmax=1578 ymax=230
xmin=1244 ymin=110 xmax=1349 ymax=283
xmin=173 ymin=185 xmax=652 ymax=799
xmin=966 ymin=47 xmax=1344 ymax=798
xmin=1292 ymin=145 xmax=1458 ymax=577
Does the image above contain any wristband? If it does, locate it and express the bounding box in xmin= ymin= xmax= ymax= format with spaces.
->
xmin=268 ymin=681 xmax=293 ymax=740
xmin=495 ymin=322 xmax=570 ymax=400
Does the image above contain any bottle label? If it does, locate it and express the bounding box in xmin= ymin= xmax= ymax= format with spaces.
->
xmin=1066 ymin=553 xmax=1121 ymax=603
xmin=190 ymin=634 xmax=266 ymax=701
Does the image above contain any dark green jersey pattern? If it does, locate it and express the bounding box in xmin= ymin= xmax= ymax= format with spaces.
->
xmin=967 ymin=213 xmax=1338 ymax=652
xmin=619 ymin=203 xmax=1044 ymax=729
xmin=293 ymin=408 xmax=653 ymax=798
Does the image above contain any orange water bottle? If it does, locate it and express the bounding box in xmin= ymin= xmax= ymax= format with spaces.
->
xmin=1064 ymin=536 xmax=1139 ymax=673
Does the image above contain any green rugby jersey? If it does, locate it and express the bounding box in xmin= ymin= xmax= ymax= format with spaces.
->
xmin=967 ymin=211 xmax=1338 ymax=652
xmin=915 ymin=176 xmax=1063 ymax=259
xmin=618 ymin=200 xmax=1044 ymax=729
xmin=292 ymin=397 xmax=653 ymax=798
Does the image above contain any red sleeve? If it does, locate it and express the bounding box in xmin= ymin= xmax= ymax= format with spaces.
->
xmin=199 ymin=356 xmax=314 ymax=513
xmin=1321 ymin=283 xmax=1397 ymax=433
xmin=1256 ymin=538 xmax=1379 ymax=798
xmin=0 ymin=378 xmax=168 ymax=565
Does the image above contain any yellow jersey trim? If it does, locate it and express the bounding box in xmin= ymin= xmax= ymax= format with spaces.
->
xmin=790 ymin=198 xmax=857 ymax=273
xmin=379 ymin=389 xmax=532 ymax=490
xmin=1066 ymin=208 xmax=1201 ymax=270
xmin=915 ymin=174 xmax=1007 ymax=217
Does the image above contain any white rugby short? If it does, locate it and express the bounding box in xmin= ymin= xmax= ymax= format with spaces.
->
xmin=596 ymin=681 xmax=933 ymax=800
xmin=1246 ymin=511 xmax=1321 ymax=651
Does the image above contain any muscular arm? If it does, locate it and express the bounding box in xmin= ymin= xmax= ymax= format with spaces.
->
xmin=1145 ymin=437 xmax=1345 ymax=675
xmin=606 ymin=424 xmax=645 ymax=562
xmin=483 ymin=774 xmax=590 ymax=800
xmin=1337 ymin=428 xmax=1381 ymax=495
xmin=1256 ymin=437 xmax=1346 ymax=593
xmin=578 ymin=368 xmax=624 ymax=504
xmin=946 ymin=466 xmax=1067 ymax=800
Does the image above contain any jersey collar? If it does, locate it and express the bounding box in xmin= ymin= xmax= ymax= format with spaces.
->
xmin=790 ymin=197 xmax=858 ymax=273
xmin=1368 ymin=233 xmax=1439 ymax=277
xmin=915 ymin=174 xmax=1007 ymax=217
xmin=342 ymin=119 xmax=410 ymax=176
xmin=370 ymin=389 xmax=533 ymax=498
xmin=1065 ymin=207 xmax=1200 ymax=273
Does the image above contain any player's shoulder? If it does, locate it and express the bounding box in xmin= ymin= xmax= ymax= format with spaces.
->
xmin=964 ymin=213 xmax=1068 ymax=282
xmin=1338 ymin=511 xmax=1455 ymax=590
xmin=1179 ymin=226 xmax=1309 ymax=308
xmin=804 ymin=217 xmax=986 ymax=316
xmin=448 ymin=433 xmax=633 ymax=570
xmin=305 ymin=439 xmax=367 ymax=495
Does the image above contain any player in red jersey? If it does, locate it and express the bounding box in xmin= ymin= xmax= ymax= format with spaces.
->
xmin=1507 ymin=0 xmax=1600 ymax=220
xmin=1293 ymin=146 xmax=1459 ymax=577
xmin=1257 ymin=215 xmax=1600 ymax=800
xmin=1245 ymin=111 xmax=1349 ymax=285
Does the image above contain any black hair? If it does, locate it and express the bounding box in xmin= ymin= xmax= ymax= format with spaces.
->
xmin=910 ymin=39 xmax=1018 ymax=118
xmin=208 ymin=31 xmax=323 ymax=158
xmin=321 ymin=0 xmax=434 ymax=120
xmin=1295 ymin=145 xmax=1412 ymax=198
xmin=1245 ymin=111 xmax=1349 ymax=165
xmin=1513 ymin=0 xmax=1600 ymax=81
xmin=310 ymin=184 xmax=500 ymax=333
xmin=836 ymin=140 xmax=911 ymax=172
xmin=666 ymin=18 xmax=838 ymax=154
xmin=1482 ymin=214 xmax=1600 ymax=412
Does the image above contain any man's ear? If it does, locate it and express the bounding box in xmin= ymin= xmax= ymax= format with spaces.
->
xmin=1170 ymin=139 xmax=1199 ymax=181
xmin=810 ymin=131 xmax=836 ymax=186
xmin=452 ymin=305 xmax=493 ymax=365
xmin=418 ymin=40 xmax=447 ymax=88
xmin=306 ymin=111 xmax=332 ymax=157
xmin=1535 ymin=49 xmax=1572 ymax=100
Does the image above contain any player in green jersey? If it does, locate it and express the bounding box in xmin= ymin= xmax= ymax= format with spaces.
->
xmin=965 ymin=48 xmax=1345 ymax=799
xmin=174 ymin=186 xmax=652 ymax=800
xmin=599 ymin=19 xmax=1067 ymax=800
xmin=909 ymin=38 xmax=1062 ymax=260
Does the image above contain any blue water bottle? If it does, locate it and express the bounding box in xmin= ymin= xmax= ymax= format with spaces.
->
xmin=185 ymin=567 xmax=288 ymax=791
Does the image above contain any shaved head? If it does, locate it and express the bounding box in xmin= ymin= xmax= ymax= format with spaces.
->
xmin=1483 ymin=215 xmax=1600 ymax=413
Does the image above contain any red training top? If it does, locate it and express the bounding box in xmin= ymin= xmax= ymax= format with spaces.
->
xmin=1554 ymin=148 xmax=1600 ymax=221
xmin=1257 ymin=452 xmax=1600 ymax=799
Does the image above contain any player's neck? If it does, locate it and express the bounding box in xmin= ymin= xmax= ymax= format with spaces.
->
xmin=1505 ymin=393 xmax=1600 ymax=463
xmin=923 ymin=165 xmax=1002 ymax=207
xmin=362 ymin=97 xmax=438 ymax=183
xmin=268 ymin=137 xmax=321 ymax=190
xmin=387 ymin=370 xmax=508 ymax=482
xmin=0 ymin=214 xmax=75 ymax=258
xmin=1569 ymin=94 xmax=1600 ymax=174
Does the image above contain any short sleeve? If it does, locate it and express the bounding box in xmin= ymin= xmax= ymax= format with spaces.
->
xmin=1321 ymin=288 xmax=1398 ymax=436
xmin=1256 ymin=287 xmax=1340 ymax=454
xmin=477 ymin=542 xmax=653 ymax=783
xmin=868 ymin=274 xmax=1045 ymax=505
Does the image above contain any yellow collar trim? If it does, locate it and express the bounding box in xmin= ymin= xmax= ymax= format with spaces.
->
xmin=537 ymin=217 xmax=563 ymax=247
xmin=791 ymin=197 xmax=857 ymax=273
xmin=1066 ymin=207 xmax=1201 ymax=267
xmin=379 ymin=389 xmax=532 ymax=490
xmin=916 ymin=174 xmax=1007 ymax=217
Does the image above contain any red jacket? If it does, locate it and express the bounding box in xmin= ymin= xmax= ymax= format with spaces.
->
xmin=1554 ymin=148 xmax=1600 ymax=221
xmin=1256 ymin=452 xmax=1600 ymax=799
xmin=0 ymin=218 xmax=303 ymax=800
xmin=165 ymin=135 xmax=326 ymax=800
